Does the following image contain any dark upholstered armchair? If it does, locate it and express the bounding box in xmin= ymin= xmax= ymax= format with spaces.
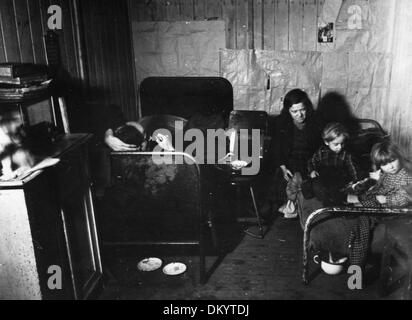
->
xmin=99 ymin=77 xmax=236 ymax=283
xmin=102 ymin=151 xmax=216 ymax=283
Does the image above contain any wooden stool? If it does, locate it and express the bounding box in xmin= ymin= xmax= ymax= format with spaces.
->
xmin=378 ymin=219 xmax=412 ymax=299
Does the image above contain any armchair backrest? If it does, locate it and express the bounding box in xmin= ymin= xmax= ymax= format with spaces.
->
xmin=139 ymin=77 xmax=233 ymax=122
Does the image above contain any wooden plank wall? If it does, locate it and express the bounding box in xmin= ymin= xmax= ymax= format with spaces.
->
xmin=128 ymin=0 xmax=320 ymax=51
xmin=0 ymin=0 xmax=138 ymax=122
xmin=386 ymin=0 xmax=412 ymax=157
xmin=127 ymin=0 xmax=412 ymax=156
xmin=79 ymin=0 xmax=138 ymax=120
xmin=0 ymin=0 xmax=82 ymax=78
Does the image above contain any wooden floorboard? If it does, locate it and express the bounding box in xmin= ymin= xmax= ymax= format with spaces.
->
xmin=97 ymin=212 xmax=401 ymax=300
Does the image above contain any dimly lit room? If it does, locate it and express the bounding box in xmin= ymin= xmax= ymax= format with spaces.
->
xmin=1 ymin=0 xmax=412 ymax=302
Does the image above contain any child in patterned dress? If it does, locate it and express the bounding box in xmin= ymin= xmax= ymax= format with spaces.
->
xmin=348 ymin=140 xmax=412 ymax=207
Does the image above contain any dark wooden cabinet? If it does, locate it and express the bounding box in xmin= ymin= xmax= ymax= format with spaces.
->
xmin=0 ymin=134 xmax=103 ymax=300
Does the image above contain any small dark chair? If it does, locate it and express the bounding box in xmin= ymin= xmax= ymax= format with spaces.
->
xmin=227 ymin=110 xmax=268 ymax=239
xmin=228 ymin=110 xmax=268 ymax=159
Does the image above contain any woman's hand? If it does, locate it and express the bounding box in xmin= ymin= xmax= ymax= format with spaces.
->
xmin=104 ymin=129 xmax=137 ymax=151
xmin=376 ymin=195 xmax=387 ymax=204
xmin=280 ymin=165 xmax=293 ymax=182
xmin=310 ymin=170 xmax=319 ymax=178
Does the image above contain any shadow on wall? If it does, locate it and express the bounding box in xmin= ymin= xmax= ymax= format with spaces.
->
xmin=316 ymin=92 xmax=361 ymax=134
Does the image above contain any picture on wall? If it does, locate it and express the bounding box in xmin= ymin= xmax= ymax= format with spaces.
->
xmin=318 ymin=22 xmax=334 ymax=43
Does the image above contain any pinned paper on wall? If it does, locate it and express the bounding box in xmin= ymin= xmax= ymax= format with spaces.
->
xmin=318 ymin=23 xmax=334 ymax=43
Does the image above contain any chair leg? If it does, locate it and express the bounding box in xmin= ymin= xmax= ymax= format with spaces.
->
xmin=199 ymin=230 xmax=206 ymax=284
xmin=243 ymin=186 xmax=264 ymax=239
xmin=207 ymin=191 xmax=219 ymax=248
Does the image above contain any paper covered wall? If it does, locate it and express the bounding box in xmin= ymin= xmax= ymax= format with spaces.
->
xmin=320 ymin=0 xmax=395 ymax=126
xmin=130 ymin=1 xmax=396 ymax=133
xmin=220 ymin=48 xmax=392 ymax=120
xmin=132 ymin=21 xmax=225 ymax=85
xmin=220 ymin=0 xmax=395 ymax=118
xmin=334 ymin=0 xmax=395 ymax=53
xmin=322 ymin=52 xmax=392 ymax=125
xmin=220 ymin=49 xmax=323 ymax=114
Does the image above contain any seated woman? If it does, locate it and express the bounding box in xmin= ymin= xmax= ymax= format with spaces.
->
xmin=262 ymin=89 xmax=322 ymax=218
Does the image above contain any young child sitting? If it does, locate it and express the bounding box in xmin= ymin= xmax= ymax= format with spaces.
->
xmin=306 ymin=122 xmax=358 ymax=205
xmin=348 ymin=140 xmax=412 ymax=207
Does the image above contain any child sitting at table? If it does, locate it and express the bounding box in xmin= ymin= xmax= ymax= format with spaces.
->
xmin=348 ymin=140 xmax=412 ymax=207
xmin=306 ymin=122 xmax=358 ymax=205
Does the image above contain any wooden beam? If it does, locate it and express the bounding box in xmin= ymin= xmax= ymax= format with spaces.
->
xmin=263 ymin=0 xmax=275 ymax=50
xmin=289 ymin=0 xmax=303 ymax=51
xmin=302 ymin=0 xmax=317 ymax=51
xmin=0 ymin=0 xmax=21 ymax=61
xmin=274 ymin=0 xmax=289 ymax=50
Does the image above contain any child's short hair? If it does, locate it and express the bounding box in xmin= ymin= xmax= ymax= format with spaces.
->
xmin=114 ymin=124 xmax=144 ymax=147
xmin=371 ymin=140 xmax=404 ymax=169
xmin=322 ymin=122 xmax=349 ymax=142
